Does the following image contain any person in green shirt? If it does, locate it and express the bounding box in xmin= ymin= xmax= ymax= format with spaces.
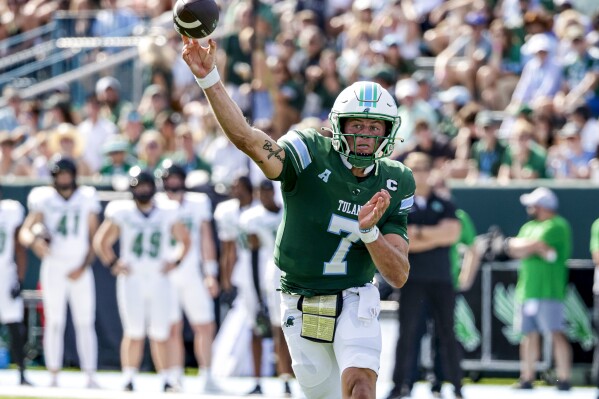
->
xmin=590 ymin=217 xmax=599 ymax=399
xmin=507 ymin=187 xmax=572 ymax=391
xmin=182 ymin=36 xmax=415 ymax=399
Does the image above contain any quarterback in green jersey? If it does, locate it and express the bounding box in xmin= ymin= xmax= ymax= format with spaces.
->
xmin=182 ymin=37 xmax=415 ymax=399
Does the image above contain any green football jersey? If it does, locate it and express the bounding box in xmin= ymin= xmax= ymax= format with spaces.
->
xmin=274 ymin=128 xmax=415 ymax=297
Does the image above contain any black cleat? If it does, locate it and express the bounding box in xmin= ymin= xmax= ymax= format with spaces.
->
xmin=556 ymin=381 xmax=571 ymax=391
xmin=124 ymin=381 xmax=134 ymax=391
xmin=283 ymin=380 xmax=292 ymax=397
xmin=247 ymin=384 xmax=263 ymax=395
xmin=512 ymin=380 xmax=533 ymax=389
xmin=20 ymin=377 xmax=33 ymax=386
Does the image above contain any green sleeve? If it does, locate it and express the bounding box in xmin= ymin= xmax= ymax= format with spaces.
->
xmin=591 ymin=218 xmax=599 ymax=253
xmin=457 ymin=209 xmax=477 ymax=246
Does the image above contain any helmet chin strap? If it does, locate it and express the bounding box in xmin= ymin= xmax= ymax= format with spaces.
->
xmin=339 ymin=153 xmax=375 ymax=172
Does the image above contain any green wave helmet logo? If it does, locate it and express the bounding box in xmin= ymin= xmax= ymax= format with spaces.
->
xmin=454 ymin=296 xmax=481 ymax=351
xmin=493 ymin=283 xmax=522 ymax=345
xmin=564 ymin=284 xmax=597 ymax=351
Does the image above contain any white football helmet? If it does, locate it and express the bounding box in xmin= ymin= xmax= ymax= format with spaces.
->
xmin=328 ymin=81 xmax=401 ymax=168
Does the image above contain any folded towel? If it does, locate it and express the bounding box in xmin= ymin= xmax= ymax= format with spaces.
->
xmin=357 ymin=283 xmax=381 ymax=321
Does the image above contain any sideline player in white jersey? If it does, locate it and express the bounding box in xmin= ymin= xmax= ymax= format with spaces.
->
xmin=239 ymin=179 xmax=293 ymax=396
xmin=0 ymin=186 xmax=31 ymax=386
xmin=19 ymin=156 xmax=100 ymax=388
xmin=156 ymin=160 xmax=220 ymax=393
xmin=93 ymin=167 xmax=190 ymax=392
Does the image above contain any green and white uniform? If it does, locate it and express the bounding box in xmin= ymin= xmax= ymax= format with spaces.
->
xmin=104 ymin=198 xmax=180 ymax=341
xmin=274 ymin=128 xmax=415 ymax=398
xmin=275 ymin=128 xmax=415 ymax=297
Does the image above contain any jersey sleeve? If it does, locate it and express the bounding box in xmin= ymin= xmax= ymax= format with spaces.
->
xmin=5 ymin=200 xmax=25 ymax=226
xmin=591 ymin=218 xmax=599 ymax=254
xmin=27 ymin=187 xmax=49 ymax=213
xmin=239 ymin=209 xmax=259 ymax=235
xmin=381 ymin=166 xmax=415 ymax=241
xmin=83 ymin=186 xmax=101 ymax=214
xmin=214 ymin=202 xmax=239 ymax=242
xmin=104 ymin=201 xmax=124 ymax=227
xmin=457 ymin=209 xmax=477 ymax=246
xmin=275 ymin=129 xmax=315 ymax=190
xmin=196 ymin=194 xmax=213 ymax=223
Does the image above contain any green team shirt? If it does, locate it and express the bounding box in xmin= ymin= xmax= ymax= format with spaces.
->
xmin=449 ymin=209 xmax=477 ymax=289
xmin=591 ymin=218 xmax=599 ymax=255
xmin=274 ymin=128 xmax=415 ymax=297
xmin=515 ymin=215 xmax=572 ymax=301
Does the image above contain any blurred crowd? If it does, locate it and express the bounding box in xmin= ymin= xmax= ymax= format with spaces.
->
xmin=2 ymin=0 xmax=599 ymax=191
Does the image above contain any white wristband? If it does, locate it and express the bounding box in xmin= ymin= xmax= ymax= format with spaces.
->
xmin=203 ymin=260 xmax=218 ymax=276
xmin=359 ymin=225 xmax=380 ymax=244
xmin=195 ymin=67 xmax=220 ymax=89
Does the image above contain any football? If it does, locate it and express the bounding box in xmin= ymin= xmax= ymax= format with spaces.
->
xmin=173 ymin=0 xmax=219 ymax=39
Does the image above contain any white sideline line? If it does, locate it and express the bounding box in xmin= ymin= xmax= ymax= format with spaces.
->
xmin=0 ymin=369 xmax=596 ymax=399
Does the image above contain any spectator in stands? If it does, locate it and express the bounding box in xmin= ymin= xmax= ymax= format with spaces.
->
xmin=434 ymin=11 xmax=492 ymax=96
xmin=135 ymin=130 xmax=165 ymax=173
xmin=303 ymin=49 xmax=343 ymax=120
xmin=451 ymin=102 xmax=482 ymax=178
xmin=30 ymin=131 xmax=53 ymax=178
xmin=387 ymin=152 xmax=463 ymax=399
xmin=0 ymin=87 xmax=21 ymax=132
xmin=17 ymin=100 xmax=42 ymax=139
xmin=95 ymin=76 xmax=131 ymax=125
xmin=118 ymin=110 xmax=143 ymax=156
xmin=498 ymin=119 xmax=547 ymax=182
xmin=546 ymin=122 xmax=594 ymax=179
xmin=477 ymin=19 xmax=523 ymax=110
xmin=394 ymin=119 xmax=455 ymax=170
xmin=0 ymin=131 xmax=31 ymax=177
xmin=554 ymin=25 xmax=599 ymax=116
xmin=436 ymin=85 xmax=472 ymax=139
xmin=467 ymin=111 xmax=507 ymax=180
xmin=395 ymin=78 xmax=439 ymax=149
xmin=155 ymin=112 xmax=181 ymax=155
xmin=507 ymin=187 xmax=573 ymax=391
xmin=172 ymin=123 xmax=211 ymax=177
xmin=138 ymin=84 xmax=170 ymax=130
xmin=98 ymin=136 xmax=134 ymax=177
xmin=507 ymin=34 xmax=562 ymax=114
xmin=567 ymin=105 xmax=599 ymax=155
xmin=268 ymin=55 xmax=305 ymax=138
xmin=41 ymin=95 xmax=77 ymax=129
xmin=49 ymin=123 xmax=92 ymax=176
xmin=78 ymin=94 xmax=118 ymax=173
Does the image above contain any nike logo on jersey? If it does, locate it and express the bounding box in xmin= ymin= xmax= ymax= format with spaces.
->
xmin=338 ymin=200 xmax=362 ymax=216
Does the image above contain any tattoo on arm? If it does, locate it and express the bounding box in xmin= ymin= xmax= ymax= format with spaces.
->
xmin=263 ymin=140 xmax=284 ymax=164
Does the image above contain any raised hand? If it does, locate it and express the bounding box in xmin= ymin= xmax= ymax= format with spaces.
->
xmin=358 ymin=189 xmax=391 ymax=230
xmin=181 ymin=36 xmax=217 ymax=78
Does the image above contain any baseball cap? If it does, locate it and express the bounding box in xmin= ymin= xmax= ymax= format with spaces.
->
xmin=102 ymin=137 xmax=129 ymax=154
xmin=438 ymin=86 xmax=471 ymax=106
xmin=95 ymin=76 xmax=121 ymax=95
xmin=475 ymin=110 xmax=495 ymax=127
xmin=395 ymin=78 xmax=419 ymax=100
xmin=524 ymin=34 xmax=553 ymax=54
xmin=520 ymin=187 xmax=558 ymax=210
xmin=559 ymin=122 xmax=580 ymax=138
